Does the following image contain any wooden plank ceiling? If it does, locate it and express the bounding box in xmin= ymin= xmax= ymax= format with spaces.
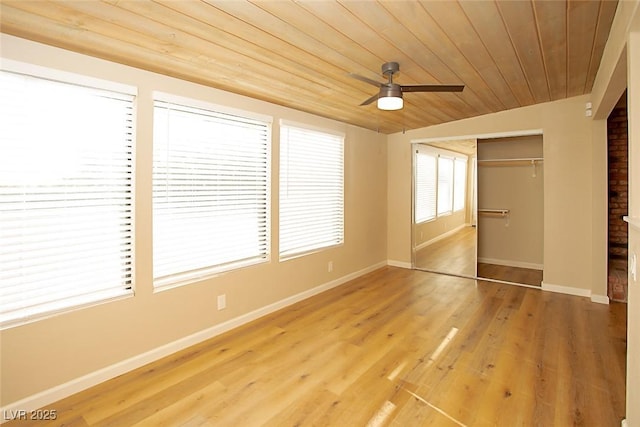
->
xmin=0 ymin=0 xmax=618 ymax=134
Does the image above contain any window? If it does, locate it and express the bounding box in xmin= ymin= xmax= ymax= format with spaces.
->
xmin=415 ymin=151 xmax=437 ymax=223
xmin=0 ymin=70 xmax=134 ymax=327
xmin=153 ymin=98 xmax=270 ymax=288
xmin=453 ymin=158 xmax=467 ymax=212
xmin=279 ymin=122 xmax=344 ymax=258
xmin=437 ymin=156 xmax=454 ymax=216
xmin=414 ymin=145 xmax=468 ymax=223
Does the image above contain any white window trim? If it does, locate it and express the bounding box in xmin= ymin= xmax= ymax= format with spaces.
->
xmin=0 ymin=68 xmax=136 ymax=329
xmin=279 ymin=119 xmax=346 ymax=139
xmin=1 ymin=58 xmax=137 ymax=96
xmin=453 ymin=157 xmax=467 ymax=213
xmin=414 ymin=149 xmax=437 ymax=224
xmin=279 ymin=120 xmax=345 ymax=260
xmin=154 ymin=91 xmax=272 ymax=125
xmin=437 ymin=154 xmax=455 ymax=217
xmin=152 ymin=95 xmax=272 ymax=290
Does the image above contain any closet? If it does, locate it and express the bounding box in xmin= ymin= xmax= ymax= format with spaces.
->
xmin=477 ymin=135 xmax=544 ymax=286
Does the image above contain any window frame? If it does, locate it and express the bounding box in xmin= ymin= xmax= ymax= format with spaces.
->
xmin=437 ymin=155 xmax=455 ymax=217
xmin=279 ymin=120 xmax=345 ymax=260
xmin=453 ymin=157 xmax=467 ymax=213
xmin=152 ymin=92 xmax=272 ymax=290
xmin=0 ymin=63 xmax=137 ymax=329
xmin=414 ymin=145 xmax=468 ymax=224
xmin=414 ymin=149 xmax=437 ymax=223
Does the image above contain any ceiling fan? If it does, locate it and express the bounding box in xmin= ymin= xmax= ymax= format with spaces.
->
xmin=349 ymin=62 xmax=464 ymax=111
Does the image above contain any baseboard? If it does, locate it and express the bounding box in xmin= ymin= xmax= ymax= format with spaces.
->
xmin=0 ymin=260 xmax=387 ymax=421
xmin=541 ymin=282 xmax=591 ymax=298
xmin=477 ymin=257 xmax=543 ymax=271
xmin=387 ymin=260 xmax=412 ymax=269
xmin=415 ymin=223 xmax=466 ymax=251
xmin=541 ymin=282 xmax=610 ymax=304
xmin=590 ymin=294 xmax=610 ymax=305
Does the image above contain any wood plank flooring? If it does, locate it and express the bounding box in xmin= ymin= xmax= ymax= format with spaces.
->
xmin=5 ymin=267 xmax=626 ymax=426
xmin=415 ymin=226 xmax=544 ymax=287
xmin=477 ymin=263 xmax=543 ymax=287
xmin=414 ymin=226 xmax=477 ymax=277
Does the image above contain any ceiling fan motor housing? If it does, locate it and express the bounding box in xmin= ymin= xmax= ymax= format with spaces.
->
xmin=382 ymin=61 xmax=400 ymax=77
xmin=380 ymin=83 xmax=402 ymax=98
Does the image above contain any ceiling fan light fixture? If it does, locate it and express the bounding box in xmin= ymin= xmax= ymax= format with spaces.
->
xmin=377 ymin=96 xmax=403 ymax=110
xmin=350 ymin=62 xmax=464 ymax=110
xmin=377 ymin=84 xmax=403 ymax=110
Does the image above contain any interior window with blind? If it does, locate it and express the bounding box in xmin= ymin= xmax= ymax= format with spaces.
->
xmin=414 ymin=151 xmax=437 ymax=223
xmin=453 ymin=157 xmax=467 ymax=212
xmin=415 ymin=146 xmax=468 ymax=223
xmin=279 ymin=123 xmax=344 ymax=259
xmin=0 ymin=70 xmax=134 ymax=328
xmin=437 ymin=156 xmax=454 ymax=216
xmin=153 ymin=99 xmax=270 ymax=288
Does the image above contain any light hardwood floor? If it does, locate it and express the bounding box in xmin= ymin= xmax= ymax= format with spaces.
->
xmin=414 ymin=226 xmax=477 ymax=277
xmin=477 ymin=263 xmax=543 ymax=287
xmin=415 ymin=227 xmax=544 ymax=287
xmin=6 ymin=267 xmax=626 ymax=426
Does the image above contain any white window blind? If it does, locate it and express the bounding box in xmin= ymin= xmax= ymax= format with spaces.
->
xmin=0 ymin=70 xmax=134 ymax=327
xmin=279 ymin=123 xmax=344 ymax=258
xmin=454 ymin=158 xmax=467 ymax=212
xmin=437 ymin=156 xmax=454 ymax=216
xmin=153 ymin=100 xmax=270 ymax=288
xmin=415 ymin=151 xmax=437 ymax=223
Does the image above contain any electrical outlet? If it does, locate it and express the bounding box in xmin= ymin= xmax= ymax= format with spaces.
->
xmin=328 ymin=261 xmax=333 ymax=272
xmin=217 ymin=294 xmax=226 ymax=310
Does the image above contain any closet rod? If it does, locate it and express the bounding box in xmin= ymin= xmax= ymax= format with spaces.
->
xmin=478 ymin=209 xmax=510 ymax=216
xmin=477 ymin=157 xmax=543 ymax=163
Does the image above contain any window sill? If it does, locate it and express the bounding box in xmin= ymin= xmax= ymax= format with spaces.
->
xmin=1 ymin=289 xmax=134 ymax=330
xmin=153 ymin=257 xmax=270 ymax=293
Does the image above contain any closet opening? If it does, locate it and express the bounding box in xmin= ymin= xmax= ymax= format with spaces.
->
xmin=410 ymin=131 xmax=544 ymax=288
xmin=476 ymin=135 xmax=544 ymax=287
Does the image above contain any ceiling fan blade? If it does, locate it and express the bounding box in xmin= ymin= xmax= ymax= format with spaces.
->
xmin=349 ymin=73 xmax=383 ymax=88
xmin=400 ymin=84 xmax=465 ymax=93
xmin=360 ymin=93 xmax=379 ymax=106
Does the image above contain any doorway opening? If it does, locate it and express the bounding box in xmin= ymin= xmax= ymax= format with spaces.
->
xmin=607 ymin=92 xmax=628 ymax=302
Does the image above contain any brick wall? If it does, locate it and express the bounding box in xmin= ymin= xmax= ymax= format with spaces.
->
xmin=607 ymin=95 xmax=628 ymax=302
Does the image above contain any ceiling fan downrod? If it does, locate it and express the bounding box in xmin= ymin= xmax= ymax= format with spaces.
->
xmin=381 ymin=61 xmax=400 ymax=80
